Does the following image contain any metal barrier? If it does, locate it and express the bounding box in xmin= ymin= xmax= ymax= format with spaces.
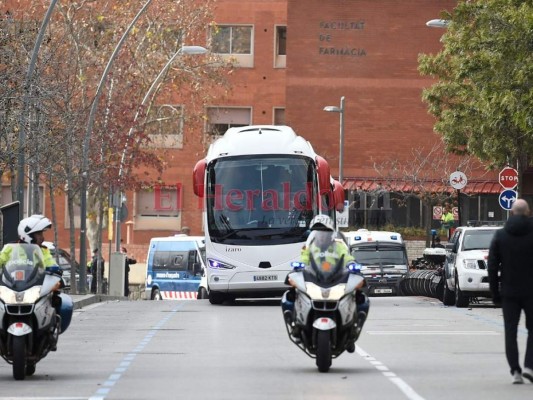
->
xmin=401 ymin=265 xmax=444 ymax=299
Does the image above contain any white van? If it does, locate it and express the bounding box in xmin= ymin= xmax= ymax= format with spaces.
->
xmin=144 ymin=235 xmax=207 ymax=300
xmin=345 ymin=229 xmax=409 ymax=295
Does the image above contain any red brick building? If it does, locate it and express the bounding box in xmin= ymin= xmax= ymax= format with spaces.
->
xmin=2 ymin=0 xmax=510 ymax=253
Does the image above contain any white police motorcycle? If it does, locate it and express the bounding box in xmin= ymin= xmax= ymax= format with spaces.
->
xmin=281 ymin=233 xmax=369 ymax=372
xmin=0 ymin=243 xmax=73 ymax=380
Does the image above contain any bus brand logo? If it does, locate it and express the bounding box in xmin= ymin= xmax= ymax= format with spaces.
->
xmin=226 ymin=248 xmax=242 ymax=252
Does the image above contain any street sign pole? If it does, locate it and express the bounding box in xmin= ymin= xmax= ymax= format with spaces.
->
xmin=450 ymin=171 xmax=467 ymax=226
xmin=498 ymin=166 xmax=519 ymax=216
xmin=457 ymin=189 xmax=461 ymax=226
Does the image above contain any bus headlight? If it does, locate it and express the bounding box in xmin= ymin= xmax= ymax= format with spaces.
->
xmin=208 ymin=259 xmax=236 ymax=269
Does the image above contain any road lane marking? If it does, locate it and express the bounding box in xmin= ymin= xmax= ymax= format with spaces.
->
xmin=356 ymin=345 xmax=426 ymax=400
xmin=366 ymin=330 xmax=499 ymax=335
xmin=88 ymin=303 xmax=186 ymax=400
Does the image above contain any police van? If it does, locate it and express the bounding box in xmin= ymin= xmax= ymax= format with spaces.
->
xmin=144 ymin=235 xmax=207 ymax=300
xmin=345 ymin=229 xmax=409 ymax=295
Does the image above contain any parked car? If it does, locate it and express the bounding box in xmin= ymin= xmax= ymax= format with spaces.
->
xmin=43 ymin=241 xmax=85 ymax=292
xmin=441 ymin=226 xmax=502 ymax=307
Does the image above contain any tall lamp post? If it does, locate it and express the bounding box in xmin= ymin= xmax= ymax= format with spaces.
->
xmin=323 ymin=96 xmax=346 ymax=183
xmin=79 ymin=0 xmax=153 ymax=294
xmin=17 ymin=0 xmax=59 ymax=219
xmin=426 ymin=19 xmax=449 ymax=28
xmin=114 ymin=45 xmax=207 ymax=251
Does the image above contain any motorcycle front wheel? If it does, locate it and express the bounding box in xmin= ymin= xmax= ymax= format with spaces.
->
xmin=12 ymin=335 xmax=27 ymax=380
xmin=316 ymin=330 xmax=332 ymax=373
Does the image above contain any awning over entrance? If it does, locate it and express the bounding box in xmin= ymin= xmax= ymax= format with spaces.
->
xmin=342 ymin=178 xmax=501 ymax=195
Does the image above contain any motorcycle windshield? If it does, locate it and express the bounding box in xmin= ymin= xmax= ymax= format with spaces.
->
xmin=304 ymin=236 xmax=349 ymax=287
xmin=0 ymin=243 xmax=46 ymax=291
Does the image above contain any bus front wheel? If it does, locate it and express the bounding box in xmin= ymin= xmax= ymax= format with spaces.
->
xmin=209 ymin=291 xmax=225 ymax=305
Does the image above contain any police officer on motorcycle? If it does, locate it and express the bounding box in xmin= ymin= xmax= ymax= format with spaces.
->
xmin=0 ymin=215 xmax=65 ymax=349
xmin=282 ymin=215 xmax=370 ymax=352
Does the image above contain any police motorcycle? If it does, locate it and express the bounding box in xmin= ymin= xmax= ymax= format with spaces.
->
xmin=281 ymin=230 xmax=370 ymax=372
xmin=0 ymin=243 xmax=73 ymax=380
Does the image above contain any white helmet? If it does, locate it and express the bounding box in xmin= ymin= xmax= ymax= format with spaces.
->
xmin=309 ymin=214 xmax=335 ymax=231
xmin=18 ymin=214 xmax=52 ymax=244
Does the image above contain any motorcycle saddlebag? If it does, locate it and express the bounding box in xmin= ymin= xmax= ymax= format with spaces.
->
xmin=59 ymin=293 xmax=73 ymax=333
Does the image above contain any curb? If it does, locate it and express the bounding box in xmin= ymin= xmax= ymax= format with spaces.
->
xmin=71 ymin=294 xmax=128 ymax=310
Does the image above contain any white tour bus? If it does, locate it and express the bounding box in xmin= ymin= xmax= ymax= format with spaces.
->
xmin=193 ymin=125 xmax=344 ymax=304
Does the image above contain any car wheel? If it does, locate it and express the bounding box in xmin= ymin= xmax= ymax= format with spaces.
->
xmin=152 ymin=289 xmax=163 ymax=301
xmin=455 ymin=276 xmax=469 ymax=308
xmin=208 ymin=291 xmax=225 ymax=305
xmin=197 ymin=287 xmax=208 ymax=300
xmin=442 ymin=277 xmax=455 ymax=306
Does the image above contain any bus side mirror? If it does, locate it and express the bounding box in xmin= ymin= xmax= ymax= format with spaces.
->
xmin=193 ymin=159 xmax=206 ymax=197
xmin=316 ymin=156 xmax=330 ymax=193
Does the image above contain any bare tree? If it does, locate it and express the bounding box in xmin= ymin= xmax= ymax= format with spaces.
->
xmin=371 ymin=141 xmax=482 ymax=234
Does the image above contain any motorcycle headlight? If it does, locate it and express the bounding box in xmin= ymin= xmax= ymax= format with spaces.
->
xmin=0 ymin=285 xmax=41 ymax=303
xmin=463 ymin=259 xmax=478 ymax=269
xmin=207 ymin=259 xmax=236 ymax=269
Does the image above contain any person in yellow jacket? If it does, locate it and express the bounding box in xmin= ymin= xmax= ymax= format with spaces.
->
xmin=300 ymin=216 xmax=354 ymax=274
xmin=441 ymin=204 xmax=455 ymax=240
xmin=0 ymin=215 xmax=56 ymax=268
xmin=0 ymin=215 xmax=71 ymax=349
xmin=282 ymin=214 xmax=369 ymax=352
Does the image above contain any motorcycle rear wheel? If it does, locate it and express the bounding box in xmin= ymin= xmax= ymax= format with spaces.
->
xmin=316 ymin=330 xmax=332 ymax=373
xmin=12 ymin=336 xmax=26 ymax=380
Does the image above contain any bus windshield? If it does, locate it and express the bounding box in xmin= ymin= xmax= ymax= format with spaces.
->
xmin=206 ymin=155 xmax=318 ymax=245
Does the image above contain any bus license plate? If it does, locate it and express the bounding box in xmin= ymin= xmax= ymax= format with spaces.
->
xmin=253 ymin=275 xmax=278 ymax=281
xmin=374 ymin=288 xmax=393 ymax=294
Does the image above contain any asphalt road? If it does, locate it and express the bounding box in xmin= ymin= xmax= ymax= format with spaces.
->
xmin=0 ymin=295 xmax=531 ymax=399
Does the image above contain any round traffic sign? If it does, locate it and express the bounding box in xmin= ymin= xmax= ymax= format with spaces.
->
xmin=499 ymin=189 xmax=518 ymax=210
xmin=449 ymin=171 xmax=467 ymax=190
xmin=499 ymin=167 xmax=518 ymax=189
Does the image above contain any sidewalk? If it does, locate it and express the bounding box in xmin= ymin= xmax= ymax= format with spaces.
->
xmin=70 ymin=294 xmax=127 ymax=309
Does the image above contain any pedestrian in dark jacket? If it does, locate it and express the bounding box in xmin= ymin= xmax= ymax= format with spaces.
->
xmin=90 ymin=248 xmax=105 ymax=294
xmin=488 ymin=198 xmax=533 ymax=384
xmin=122 ymin=247 xmax=136 ymax=297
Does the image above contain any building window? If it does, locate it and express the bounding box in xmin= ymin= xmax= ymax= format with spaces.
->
xmin=1 ymin=185 xmax=44 ymax=218
xmin=211 ymin=25 xmax=252 ymax=54
xmin=144 ymin=104 xmax=184 ymax=148
xmin=136 ymin=184 xmax=182 ymax=218
xmin=274 ymin=25 xmax=287 ymax=68
xmin=210 ymin=24 xmax=254 ymax=68
xmin=273 ymin=108 xmax=285 ymax=125
xmin=206 ymin=107 xmax=251 ymax=136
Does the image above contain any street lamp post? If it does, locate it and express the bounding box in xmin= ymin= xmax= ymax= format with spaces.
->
xmin=79 ymin=0 xmax=153 ymax=294
xmin=323 ymin=96 xmax=345 ymax=183
xmin=114 ymin=45 xmax=207 ymax=251
xmin=425 ymin=19 xmax=449 ymax=28
xmin=17 ymin=0 xmax=59 ymax=219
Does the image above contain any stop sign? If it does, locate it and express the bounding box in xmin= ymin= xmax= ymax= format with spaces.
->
xmin=499 ymin=167 xmax=518 ymax=189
